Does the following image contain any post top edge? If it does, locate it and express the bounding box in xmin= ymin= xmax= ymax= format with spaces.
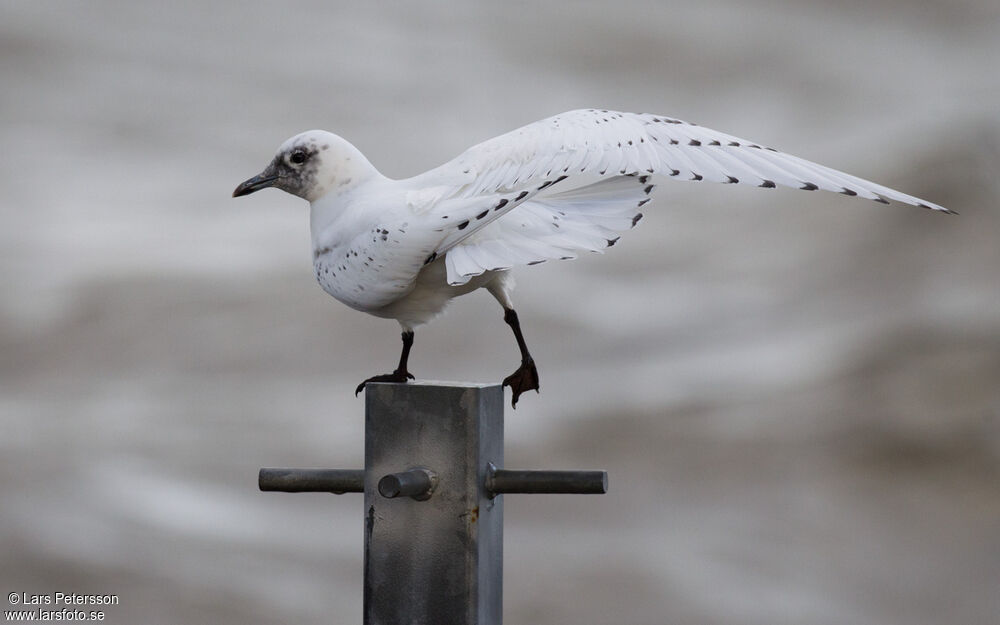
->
xmin=366 ymin=380 xmax=501 ymax=390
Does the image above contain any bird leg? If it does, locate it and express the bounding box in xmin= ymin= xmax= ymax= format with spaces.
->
xmin=501 ymin=308 xmax=539 ymax=408
xmin=355 ymin=330 xmax=416 ymax=395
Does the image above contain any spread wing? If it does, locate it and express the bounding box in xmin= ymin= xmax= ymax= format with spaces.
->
xmin=402 ymin=109 xmax=951 ymax=285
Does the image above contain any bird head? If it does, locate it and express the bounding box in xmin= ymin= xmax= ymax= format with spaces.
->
xmin=233 ymin=130 xmax=377 ymax=202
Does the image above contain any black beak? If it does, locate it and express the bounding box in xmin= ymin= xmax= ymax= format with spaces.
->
xmin=232 ymin=172 xmax=279 ymax=197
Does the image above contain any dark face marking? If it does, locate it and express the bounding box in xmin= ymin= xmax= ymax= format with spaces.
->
xmin=270 ymin=142 xmax=322 ymax=197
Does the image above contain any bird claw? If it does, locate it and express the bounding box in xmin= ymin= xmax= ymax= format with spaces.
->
xmin=355 ymin=370 xmax=415 ymax=396
xmin=502 ymin=359 xmax=540 ymax=409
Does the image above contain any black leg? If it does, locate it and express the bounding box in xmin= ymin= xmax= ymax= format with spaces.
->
xmin=355 ymin=331 xmax=416 ymax=395
xmin=501 ymin=308 xmax=540 ymax=408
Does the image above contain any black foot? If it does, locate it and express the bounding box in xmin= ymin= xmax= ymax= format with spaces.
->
xmin=355 ymin=370 xmax=415 ymax=396
xmin=502 ymin=359 xmax=540 ymax=408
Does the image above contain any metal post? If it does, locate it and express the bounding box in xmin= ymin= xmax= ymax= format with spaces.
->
xmin=364 ymin=381 xmax=503 ymax=625
xmin=258 ymin=380 xmax=608 ymax=625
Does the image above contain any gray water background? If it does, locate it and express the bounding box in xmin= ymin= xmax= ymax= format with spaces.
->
xmin=2 ymin=2 xmax=998 ymax=623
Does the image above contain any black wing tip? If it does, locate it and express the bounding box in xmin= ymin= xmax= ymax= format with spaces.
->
xmin=870 ymin=196 xmax=957 ymax=214
xmin=918 ymin=202 xmax=958 ymax=215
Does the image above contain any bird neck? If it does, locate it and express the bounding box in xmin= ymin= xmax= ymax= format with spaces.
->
xmin=309 ymin=173 xmax=390 ymax=253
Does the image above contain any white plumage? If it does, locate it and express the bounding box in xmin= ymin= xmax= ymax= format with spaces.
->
xmin=233 ymin=108 xmax=951 ymax=406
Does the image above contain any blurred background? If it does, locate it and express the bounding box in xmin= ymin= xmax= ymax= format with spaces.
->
xmin=2 ymin=1 xmax=998 ymax=623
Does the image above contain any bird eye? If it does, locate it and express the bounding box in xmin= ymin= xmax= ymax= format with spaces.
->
xmin=289 ymin=150 xmax=308 ymax=165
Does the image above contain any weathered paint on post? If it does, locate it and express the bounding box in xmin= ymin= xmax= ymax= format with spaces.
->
xmin=364 ymin=381 xmax=504 ymax=625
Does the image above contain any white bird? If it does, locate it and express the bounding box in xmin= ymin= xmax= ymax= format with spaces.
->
xmin=233 ymin=109 xmax=951 ymax=407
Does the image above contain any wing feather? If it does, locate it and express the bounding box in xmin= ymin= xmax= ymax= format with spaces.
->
xmin=408 ymin=108 xmax=950 ymax=212
xmin=399 ymin=109 xmax=951 ymax=285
